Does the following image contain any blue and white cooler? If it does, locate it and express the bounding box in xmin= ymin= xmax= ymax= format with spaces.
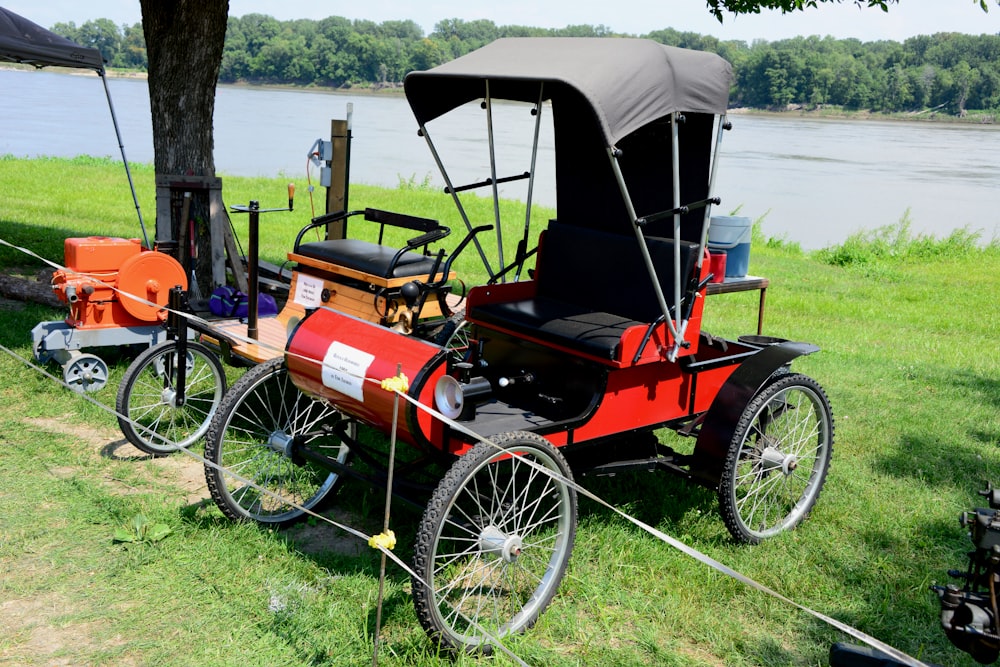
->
xmin=708 ymin=216 xmax=752 ymax=278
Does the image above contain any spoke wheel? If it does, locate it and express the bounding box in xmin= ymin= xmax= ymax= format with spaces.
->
xmin=718 ymin=373 xmax=833 ymax=544
xmin=413 ymin=431 xmax=577 ymax=653
xmin=431 ymin=312 xmax=471 ymax=365
xmin=204 ymin=357 xmax=351 ymax=526
xmin=116 ymin=341 xmax=226 ymax=456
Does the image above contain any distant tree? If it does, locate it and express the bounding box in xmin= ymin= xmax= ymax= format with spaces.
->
xmin=409 ymin=38 xmax=446 ymax=71
xmin=76 ymin=19 xmax=122 ymax=61
xmin=951 ymin=60 xmax=980 ymax=113
xmin=50 ymin=18 xmax=125 ymax=65
xmin=50 ymin=21 xmax=79 ymax=43
xmin=117 ymin=23 xmax=147 ymax=70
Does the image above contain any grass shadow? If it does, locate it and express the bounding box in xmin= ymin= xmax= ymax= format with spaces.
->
xmin=798 ymin=516 xmax=977 ymax=666
xmin=870 ymin=366 xmax=1000 ymax=489
xmin=0 ymin=219 xmax=85 ymax=267
xmin=874 ymin=431 xmax=1000 ymax=490
xmin=99 ymin=438 xmax=154 ymax=461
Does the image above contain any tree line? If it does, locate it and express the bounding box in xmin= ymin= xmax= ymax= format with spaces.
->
xmin=51 ymin=15 xmax=1000 ymax=115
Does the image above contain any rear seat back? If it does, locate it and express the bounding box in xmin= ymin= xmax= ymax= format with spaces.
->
xmin=468 ymin=221 xmax=700 ymax=362
xmin=537 ymin=221 xmax=698 ymax=323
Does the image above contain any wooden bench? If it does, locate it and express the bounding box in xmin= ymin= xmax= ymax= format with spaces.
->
xmin=468 ymin=221 xmax=700 ymax=364
xmin=289 ymin=208 xmax=456 ymax=329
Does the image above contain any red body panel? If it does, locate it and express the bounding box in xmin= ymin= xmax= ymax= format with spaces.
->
xmin=285 ymin=262 xmax=732 ymax=455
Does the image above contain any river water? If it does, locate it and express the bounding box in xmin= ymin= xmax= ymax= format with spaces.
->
xmin=3 ymin=68 xmax=998 ymax=249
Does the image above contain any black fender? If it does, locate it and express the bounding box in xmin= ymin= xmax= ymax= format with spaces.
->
xmin=691 ymin=341 xmax=819 ymax=486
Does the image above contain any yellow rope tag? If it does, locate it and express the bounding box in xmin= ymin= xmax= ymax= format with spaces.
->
xmin=380 ymin=373 xmax=409 ymax=393
xmin=368 ymin=530 xmax=396 ymax=551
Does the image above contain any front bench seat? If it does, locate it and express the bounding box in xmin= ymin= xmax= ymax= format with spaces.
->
xmin=293 ymin=208 xmax=449 ymax=280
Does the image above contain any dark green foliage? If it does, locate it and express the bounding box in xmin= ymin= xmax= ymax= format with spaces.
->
xmin=47 ymin=13 xmax=1000 ymax=114
xmin=816 ymin=214 xmax=998 ymax=268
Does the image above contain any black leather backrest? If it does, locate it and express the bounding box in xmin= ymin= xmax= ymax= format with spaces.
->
xmin=537 ymin=221 xmax=698 ymax=322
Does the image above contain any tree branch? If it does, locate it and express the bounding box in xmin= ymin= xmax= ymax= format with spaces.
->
xmin=705 ymin=0 xmax=995 ymax=23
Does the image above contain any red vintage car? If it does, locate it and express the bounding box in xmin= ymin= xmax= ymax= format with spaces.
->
xmin=182 ymin=38 xmax=831 ymax=653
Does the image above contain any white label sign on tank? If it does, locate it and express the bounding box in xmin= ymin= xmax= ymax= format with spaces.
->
xmin=321 ymin=341 xmax=374 ymax=401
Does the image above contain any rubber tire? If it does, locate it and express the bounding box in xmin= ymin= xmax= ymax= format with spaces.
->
xmin=116 ymin=340 xmax=226 ymax=456
xmin=718 ymin=373 xmax=833 ymax=544
xmin=204 ymin=357 xmax=351 ymax=526
xmin=412 ymin=431 xmax=577 ymax=653
xmin=432 ymin=312 xmax=470 ymax=365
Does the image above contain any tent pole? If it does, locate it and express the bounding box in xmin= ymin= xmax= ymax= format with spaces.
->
xmin=100 ymin=69 xmax=150 ymax=249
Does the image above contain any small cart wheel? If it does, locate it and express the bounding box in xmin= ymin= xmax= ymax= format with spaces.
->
xmin=412 ymin=430 xmax=577 ymax=653
xmin=63 ymin=353 xmax=108 ymax=393
xmin=116 ymin=340 xmax=226 ymax=456
xmin=718 ymin=373 xmax=833 ymax=544
xmin=204 ymin=357 xmax=351 ymax=526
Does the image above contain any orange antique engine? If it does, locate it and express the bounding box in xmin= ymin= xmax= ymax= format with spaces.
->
xmin=32 ymin=236 xmax=188 ymax=393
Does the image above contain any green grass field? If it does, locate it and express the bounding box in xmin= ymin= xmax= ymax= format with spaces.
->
xmin=1 ymin=155 xmax=999 ymax=666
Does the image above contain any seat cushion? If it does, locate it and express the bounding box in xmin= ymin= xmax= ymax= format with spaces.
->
xmin=470 ymin=296 xmax=640 ymax=360
xmin=296 ymin=239 xmax=439 ymax=278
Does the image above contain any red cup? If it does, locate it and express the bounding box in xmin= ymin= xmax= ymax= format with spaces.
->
xmin=709 ymin=251 xmax=727 ymax=283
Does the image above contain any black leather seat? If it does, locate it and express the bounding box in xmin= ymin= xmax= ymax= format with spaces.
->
xmin=296 ymin=239 xmax=440 ymax=279
xmin=469 ymin=221 xmax=698 ymax=361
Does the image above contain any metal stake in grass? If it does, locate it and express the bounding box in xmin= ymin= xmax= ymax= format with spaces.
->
xmin=372 ymin=363 xmax=402 ymax=666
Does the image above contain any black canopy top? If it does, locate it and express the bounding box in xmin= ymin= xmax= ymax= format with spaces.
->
xmin=0 ymin=6 xmax=104 ymax=72
xmin=405 ymin=37 xmax=732 ymax=147
xmin=405 ymin=38 xmax=733 ymax=240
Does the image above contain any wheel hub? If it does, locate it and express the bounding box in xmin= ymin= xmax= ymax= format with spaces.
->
xmin=479 ymin=525 xmax=523 ymax=563
xmin=267 ymin=430 xmax=294 ymax=457
xmin=760 ymin=446 xmax=798 ymax=476
xmin=161 ymin=387 xmax=177 ymax=408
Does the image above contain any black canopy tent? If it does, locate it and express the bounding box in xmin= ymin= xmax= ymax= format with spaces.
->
xmin=0 ymin=6 xmax=149 ymax=247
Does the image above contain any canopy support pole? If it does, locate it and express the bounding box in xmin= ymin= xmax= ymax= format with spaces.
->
xmin=483 ymin=81 xmax=505 ymax=279
xmin=515 ymin=85 xmax=544 ymax=282
xmin=99 ymin=69 xmax=150 ymax=249
xmin=669 ymin=113 xmax=685 ymax=353
xmin=418 ymin=124 xmax=496 ymax=280
xmin=697 ymin=115 xmax=728 ymax=269
xmin=608 ymin=147 xmax=681 ymax=352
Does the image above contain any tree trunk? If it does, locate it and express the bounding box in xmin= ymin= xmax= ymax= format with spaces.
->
xmin=141 ymin=0 xmax=228 ymax=176
xmin=140 ymin=0 xmax=229 ymax=299
xmin=0 ymin=269 xmax=61 ymax=309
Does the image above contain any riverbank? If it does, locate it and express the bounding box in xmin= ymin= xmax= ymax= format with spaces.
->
xmin=8 ymin=63 xmax=991 ymax=125
xmin=729 ymin=104 xmax=997 ymax=125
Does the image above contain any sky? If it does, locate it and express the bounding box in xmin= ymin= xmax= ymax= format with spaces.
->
xmin=4 ymin=0 xmax=997 ymax=43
